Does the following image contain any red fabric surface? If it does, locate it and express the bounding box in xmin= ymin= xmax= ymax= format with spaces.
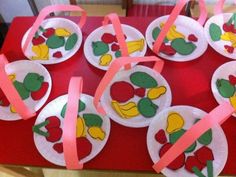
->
xmin=0 ymin=17 xmax=236 ymax=175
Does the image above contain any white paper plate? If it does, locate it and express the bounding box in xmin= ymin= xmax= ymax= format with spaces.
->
xmin=204 ymin=13 xmax=236 ymax=60
xmin=84 ymin=24 xmax=147 ymax=70
xmin=34 ymin=94 xmax=110 ymax=166
xmin=0 ymin=60 xmax=52 ymax=121
xmin=147 ymin=106 xmax=228 ymax=177
xmin=146 ymin=15 xmax=208 ymax=62
xmin=211 ymin=61 xmax=236 ymax=116
xmin=100 ymin=65 xmax=172 ymax=127
xmin=22 ymin=18 xmax=83 ymax=65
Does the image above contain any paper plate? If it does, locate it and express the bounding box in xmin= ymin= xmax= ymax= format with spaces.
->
xmin=147 ymin=106 xmax=228 ymax=177
xmin=100 ymin=65 xmax=172 ymax=128
xmin=204 ymin=13 xmax=236 ymax=59
xmin=33 ymin=94 xmax=110 ymax=166
xmin=22 ymin=18 xmax=83 ymax=65
xmin=211 ymin=61 xmax=236 ymax=116
xmin=145 ymin=15 xmax=208 ymax=62
xmin=84 ymin=24 xmax=147 ymax=70
xmin=0 ymin=60 xmax=52 ymax=121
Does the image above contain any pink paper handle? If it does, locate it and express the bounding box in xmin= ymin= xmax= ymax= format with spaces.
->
xmin=103 ymin=13 xmax=131 ymax=70
xmin=0 ymin=54 xmax=36 ymax=120
xmin=22 ymin=5 xmax=87 ymax=52
xmin=214 ymin=0 xmax=225 ymax=15
xmin=62 ymin=77 xmax=83 ymax=169
xmin=153 ymin=102 xmax=235 ymax=173
xmin=152 ymin=0 xmax=207 ymax=58
xmin=94 ymin=56 xmax=164 ymax=115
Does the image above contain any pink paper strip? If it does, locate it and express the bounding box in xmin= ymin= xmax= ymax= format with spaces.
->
xmin=62 ymin=77 xmax=83 ymax=169
xmin=153 ymin=102 xmax=234 ymax=173
xmin=93 ymin=56 xmax=164 ymax=115
xmin=0 ymin=54 xmax=35 ymax=120
xmin=103 ymin=13 xmax=131 ymax=70
xmin=197 ymin=0 xmax=208 ymax=25
xmin=214 ymin=0 xmax=225 ymax=15
xmin=22 ymin=5 xmax=87 ymax=53
xmin=152 ymin=0 xmax=188 ymax=55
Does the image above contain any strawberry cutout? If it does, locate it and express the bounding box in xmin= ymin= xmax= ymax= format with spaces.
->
xmin=46 ymin=127 xmax=62 ymax=143
xmin=53 ymin=143 xmax=63 ymax=154
xmin=45 ymin=116 xmax=61 ymax=130
xmin=43 ymin=28 xmax=55 ymax=38
xmin=32 ymin=36 xmax=45 ymax=46
xmin=160 ymin=43 xmax=176 ymax=56
xmin=229 ymin=74 xmax=236 ymax=85
xmin=155 ymin=129 xmax=167 ymax=144
xmin=111 ymin=43 xmax=120 ymax=51
xmin=31 ymin=82 xmax=49 ymax=101
xmin=101 ymin=33 xmax=116 ymax=44
xmin=159 ymin=143 xmax=185 ymax=170
xmin=194 ymin=146 xmax=214 ymax=166
xmin=134 ymin=88 xmax=145 ymax=97
xmin=185 ymin=155 xmax=204 ymax=173
xmin=53 ymin=51 xmax=63 ymax=58
xmin=188 ymin=34 xmax=198 ymax=42
xmin=224 ymin=45 xmax=234 ymax=54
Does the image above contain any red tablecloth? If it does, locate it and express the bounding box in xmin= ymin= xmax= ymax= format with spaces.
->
xmin=0 ymin=17 xmax=236 ymax=175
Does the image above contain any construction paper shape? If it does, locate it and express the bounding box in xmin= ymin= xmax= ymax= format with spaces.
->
xmin=211 ymin=61 xmax=236 ymax=117
xmin=33 ymin=94 xmax=110 ymax=166
xmin=145 ymin=15 xmax=208 ymax=62
xmin=100 ymin=65 xmax=172 ymax=127
xmin=84 ymin=24 xmax=147 ymax=71
xmin=204 ymin=13 xmax=236 ymax=60
xmin=22 ymin=18 xmax=83 ymax=65
xmin=147 ymin=106 xmax=228 ymax=177
xmin=0 ymin=60 xmax=52 ymax=121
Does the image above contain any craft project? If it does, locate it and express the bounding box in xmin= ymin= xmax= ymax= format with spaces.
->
xmin=21 ymin=5 xmax=86 ymax=65
xmin=147 ymin=106 xmax=228 ymax=177
xmin=204 ymin=0 xmax=236 ymax=59
xmin=100 ymin=65 xmax=171 ymax=127
xmin=33 ymin=94 xmax=110 ymax=166
xmin=84 ymin=24 xmax=147 ymax=70
xmin=211 ymin=61 xmax=236 ymax=115
xmin=145 ymin=15 xmax=207 ymax=62
xmin=145 ymin=0 xmax=208 ymax=62
xmin=0 ymin=60 xmax=52 ymax=121
xmin=205 ymin=13 xmax=236 ymax=56
xmin=22 ymin=18 xmax=82 ymax=64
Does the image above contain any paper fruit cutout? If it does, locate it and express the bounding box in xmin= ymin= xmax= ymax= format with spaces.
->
xmin=84 ymin=24 xmax=147 ymax=70
xmin=204 ymin=13 xmax=236 ymax=59
xmin=146 ymin=15 xmax=208 ymax=62
xmin=211 ymin=61 xmax=236 ymax=114
xmin=147 ymin=106 xmax=228 ymax=177
xmin=0 ymin=60 xmax=51 ymax=121
xmin=101 ymin=66 xmax=171 ymax=127
xmin=33 ymin=94 xmax=110 ymax=166
xmin=22 ymin=18 xmax=83 ymax=64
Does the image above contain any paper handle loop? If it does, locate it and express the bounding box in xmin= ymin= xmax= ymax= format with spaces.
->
xmin=103 ymin=13 xmax=131 ymax=70
xmin=62 ymin=77 xmax=83 ymax=169
xmin=153 ymin=102 xmax=235 ymax=173
xmin=94 ymin=56 xmax=164 ymax=115
xmin=22 ymin=5 xmax=87 ymax=53
xmin=0 ymin=54 xmax=36 ymax=120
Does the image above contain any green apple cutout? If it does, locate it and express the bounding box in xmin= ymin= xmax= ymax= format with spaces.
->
xmin=92 ymin=41 xmax=109 ymax=56
xmin=23 ymin=73 xmax=44 ymax=92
